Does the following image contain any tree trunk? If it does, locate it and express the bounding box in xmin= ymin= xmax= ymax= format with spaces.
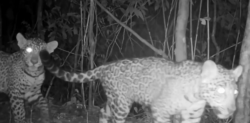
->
xmin=174 ymin=0 xmax=189 ymax=62
xmin=234 ymin=1 xmax=250 ymax=123
xmin=0 ymin=7 xmax=2 ymax=50
xmin=173 ymin=0 xmax=190 ymax=122
xmin=37 ymin=0 xmax=44 ymax=39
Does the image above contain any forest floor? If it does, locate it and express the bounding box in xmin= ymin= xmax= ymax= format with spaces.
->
xmin=0 ymin=97 xmax=150 ymax=123
xmin=0 ymin=93 xmax=230 ymax=123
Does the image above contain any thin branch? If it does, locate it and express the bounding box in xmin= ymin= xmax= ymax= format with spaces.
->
xmin=164 ymin=0 xmax=174 ymax=58
xmin=162 ymin=0 xmax=167 ymax=53
xmin=210 ymin=41 xmax=241 ymax=58
xmin=206 ymin=0 xmax=210 ymax=59
xmin=171 ymin=0 xmax=178 ymax=59
xmin=144 ymin=13 xmax=154 ymax=46
xmin=232 ymin=0 xmax=242 ymax=68
xmin=194 ymin=0 xmax=203 ymax=59
xmin=190 ymin=0 xmax=194 ymax=60
xmin=211 ymin=0 xmax=220 ymax=62
xmin=95 ymin=0 xmax=168 ymax=58
xmin=88 ymin=0 xmax=96 ymax=108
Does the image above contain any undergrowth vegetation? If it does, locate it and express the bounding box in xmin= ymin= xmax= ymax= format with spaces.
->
xmin=0 ymin=0 xmax=247 ymax=123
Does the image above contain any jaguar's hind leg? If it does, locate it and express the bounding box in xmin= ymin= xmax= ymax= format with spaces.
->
xmin=99 ymin=101 xmax=112 ymax=123
xmin=150 ymin=100 xmax=171 ymax=123
xmin=151 ymin=108 xmax=171 ymax=123
xmin=109 ymin=97 xmax=132 ymax=123
xmin=99 ymin=96 xmax=131 ymax=123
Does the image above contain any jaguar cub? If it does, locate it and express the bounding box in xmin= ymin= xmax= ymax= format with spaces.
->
xmin=0 ymin=33 xmax=58 ymax=123
xmin=40 ymin=50 xmax=242 ymax=123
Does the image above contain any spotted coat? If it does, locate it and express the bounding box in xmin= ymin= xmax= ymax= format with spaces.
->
xmin=40 ymin=50 xmax=242 ymax=123
xmin=0 ymin=33 xmax=58 ymax=123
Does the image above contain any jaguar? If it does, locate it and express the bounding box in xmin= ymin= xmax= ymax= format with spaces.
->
xmin=39 ymin=49 xmax=242 ymax=123
xmin=0 ymin=33 xmax=58 ymax=123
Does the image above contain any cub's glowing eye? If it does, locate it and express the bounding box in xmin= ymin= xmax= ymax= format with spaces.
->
xmin=234 ymin=90 xmax=238 ymax=95
xmin=26 ymin=47 xmax=33 ymax=53
xmin=217 ymin=87 xmax=226 ymax=94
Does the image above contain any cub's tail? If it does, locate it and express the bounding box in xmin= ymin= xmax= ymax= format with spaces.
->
xmin=39 ymin=50 xmax=98 ymax=83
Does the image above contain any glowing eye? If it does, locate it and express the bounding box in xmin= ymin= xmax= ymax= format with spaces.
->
xmin=234 ymin=90 xmax=238 ymax=95
xmin=217 ymin=87 xmax=226 ymax=94
xmin=26 ymin=47 xmax=33 ymax=53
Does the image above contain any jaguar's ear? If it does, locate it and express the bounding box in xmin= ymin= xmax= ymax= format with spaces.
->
xmin=232 ymin=65 xmax=243 ymax=82
xmin=46 ymin=41 xmax=58 ymax=53
xmin=201 ymin=60 xmax=218 ymax=83
xmin=16 ymin=33 xmax=28 ymax=49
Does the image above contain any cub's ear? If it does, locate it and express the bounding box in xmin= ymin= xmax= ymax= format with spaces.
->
xmin=46 ymin=41 xmax=58 ymax=53
xmin=232 ymin=65 xmax=243 ymax=82
xmin=16 ymin=33 xmax=28 ymax=49
xmin=201 ymin=60 xmax=218 ymax=83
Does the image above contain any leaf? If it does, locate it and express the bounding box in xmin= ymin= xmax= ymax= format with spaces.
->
xmin=155 ymin=1 xmax=160 ymax=10
xmin=62 ymin=31 xmax=67 ymax=39
xmin=124 ymin=5 xmax=132 ymax=17
xmin=101 ymin=0 xmax=108 ymax=7
xmin=119 ymin=8 xmax=125 ymax=14
xmin=165 ymin=1 xmax=169 ymax=9
xmin=133 ymin=8 xmax=144 ymax=20
xmin=107 ymin=15 xmax=114 ymax=24
xmin=48 ymin=22 xmax=55 ymax=29
xmin=73 ymin=27 xmax=78 ymax=35
xmin=147 ymin=0 xmax=153 ymax=5
xmin=67 ymin=12 xmax=76 ymax=17
xmin=49 ymin=36 xmax=55 ymax=41
xmin=229 ymin=0 xmax=237 ymax=5
xmin=48 ymin=32 xmax=55 ymax=39
xmin=199 ymin=18 xmax=206 ymax=25
xmin=139 ymin=5 xmax=147 ymax=15
xmin=130 ymin=22 xmax=136 ymax=27
xmin=201 ymin=41 xmax=207 ymax=53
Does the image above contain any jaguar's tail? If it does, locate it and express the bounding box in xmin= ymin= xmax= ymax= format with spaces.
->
xmin=40 ymin=50 xmax=99 ymax=83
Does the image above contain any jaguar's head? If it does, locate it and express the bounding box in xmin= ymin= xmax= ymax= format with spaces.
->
xmin=16 ymin=33 xmax=58 ymax=72
xmin=199 ymin=60 xmax=243 ymax=119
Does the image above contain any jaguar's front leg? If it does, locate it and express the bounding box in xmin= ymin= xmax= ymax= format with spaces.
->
xmin=9 ymin=92 xmax=27 ymax=123
xmin=181 ymin=100 xmax=206 ymax=123
xmin=24 ymin=85 xmax=49 ymax=123
xmin=34 ymin=94 xmax=50 ymax=123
